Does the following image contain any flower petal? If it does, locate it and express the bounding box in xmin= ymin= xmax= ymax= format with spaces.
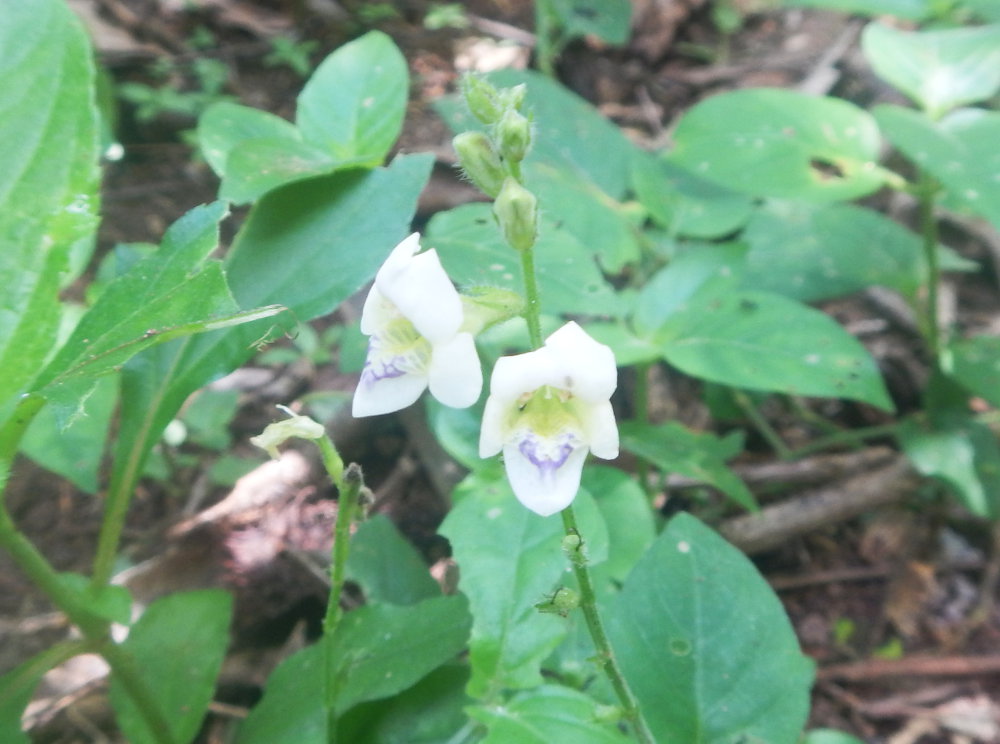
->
xmin=428 ymin=332 xmax=482 ymax=408
xmin=543 ymin=321 xmax=617 ymax=401
xmin=479 ymin=394 xmax=506 ymax=457
xmin=502 ymin=435 xmax=588 ymax=517
xmin=378 ymin=247 xmax=462 ymax=344
xmin=580 ymin=399 xmax=619 ymax=460
xmin=352 ymin=366 xmax=428 ymax=417
xmin=489 ymin=347 xmax=561 ymax=402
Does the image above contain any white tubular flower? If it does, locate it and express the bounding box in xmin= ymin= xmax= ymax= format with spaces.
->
xmin=353 ymin=233 xmax=482 ymax=417
xmin=480 ymin=322 xmax=619 ymax=517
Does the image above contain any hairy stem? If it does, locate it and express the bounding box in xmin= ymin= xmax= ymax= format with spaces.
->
xmin=520 ymin=248 xmax=544 ymax=349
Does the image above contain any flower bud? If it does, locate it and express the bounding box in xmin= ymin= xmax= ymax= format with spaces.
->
xmin=535 ymin=586 xmax=580 ymax=617
xmin=453 ymin=132 xmax=505 ymax=198
xmin=496 ymin=109 xmax=531 ymax=163
xmin=461 ymin=74 xmax=504 ymax=125
xmin=250 ymin=405 xmax=325 ymax=459
xmin=493 ymin=177 xmax=537 ymax=252
xmin=499 ymin=84 xmax=527 ymax=112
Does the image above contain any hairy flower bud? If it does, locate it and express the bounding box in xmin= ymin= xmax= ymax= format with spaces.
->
xmin=453 ymin=131 xmax=505 ymax=198
xmin=493 ymin=177 xmax=537 ymax=253
xmin=461 ymin=74 xmax=505 ymax=125
xmin=496 ymin=109 xmax=531 ymax=163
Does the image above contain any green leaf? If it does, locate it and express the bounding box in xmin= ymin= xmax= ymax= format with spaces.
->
xmin=547 ymin=0 xmax=632 ymax=44
xmin=0 ymin=0 xmax=100 ymax=411
xmin=949 ymin=335 xmax=1000 ymax=408
xmin=109 ymin=590 xmax=232 ymax=744
xmin=581 ymin=466 xmax=656 ymax=584
xmin=237 ymin=642 xmax=326 ymax=744
xmin=862 ymin=22 xmax=1000 ymax=117
xmin=437 ymin=69 xmax=633 ymax=199
xmin=525 ymin=161 xmax=640 ymax=272
xmin=631 ymin=152 xmax=753 ymax=239
xmin=21 ymin=373 xmax=116 ymax=493
xmin=898 ymin=416 xmax=1000 ymax=518
xmin=219 ymin=137 xmax=339 ymax=205
xmin=198 ymin=102 xmax=302 ymax=176
xmin=57 ymin=573 xmax=132 ymax=625
xmin=110 ymin=154 xmax=432 ymax=516
xmin=741 ymin=201 xmax=924 ymax=302
xmin=619 ymin=421 xmax=756 ymax=511
xmin=668 ymin=88 xmax=885 ymax=202
xmin=427 ymin=203 xmax=624 ymax=318
xmin=296 ymin=30 xmax=407 ymax=165
xmin=345 ymin=514 xmax=440 ymax=606
xmin=440 ymin=472 xmax=569 ymax=699
xmin=782 ymin=0 xmax=932 ymax=20
xmin=470 ymin=685 xmax=632 ymax=743
xmin=658 ymin=284 xmax=894 ymax=410
xmin=608 ymin=513 xmax=814 ymax=744
xmin=326 ymin=596 xmax=472 ymax=715
xmin=803 ymin=730 xmax=867 ymax=744
xmin=581 ymin=321 xmax=661 ymax=366
xmin=335 ymin=664 xmax=471 ymax=744
xmin=875 ymin=105 xmax=1000 ymax=230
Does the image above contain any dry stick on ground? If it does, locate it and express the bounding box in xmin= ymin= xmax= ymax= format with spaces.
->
xmin=819 ymin=654 xmax=1000 ymax=682
xmin=719 ymin=455 xmax=919 ymax=555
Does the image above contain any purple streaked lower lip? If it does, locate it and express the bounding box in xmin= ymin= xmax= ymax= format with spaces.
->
xmin=518 ymin=434 xmax=576 ymax=476
xmin=360 ymin=356 xmax=407 ymax=386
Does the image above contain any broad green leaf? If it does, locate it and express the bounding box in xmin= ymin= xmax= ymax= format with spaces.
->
xmin=633 ymin=243 xmax=746 ymax=336
xmin=237 ymin=642 xmax=326 ymax=744
xmin=898 ymin=416 xmax=1000 ymax=518
xmin=0 ymin=0 xmax=100 ymax=410
xmin=326 ymin=597 xmax=471 ymax=715
xmin=741 ymin=201 xmax=924 ymax=302
xmin=582 ymin=466 xmax=655 ymax=583
xmin=425 ymin=396 xmax=494 ymax=471
xmin=109 ymin=590 xmax=232 ymax=744
xmin=862 ymin=23 xmax=1000 ymax=117
xmin=525 ymin=161 xmax=640 ymax=272
xmin=608 ymin=513 xmax=814 ymax=744
xmin=110 ymin=154 xmax=432 ymax=516
xmin=783 ymin=0 xmax=931 ymax=19
xmin=219 ymin=137 xmax=338 ymax=205
xmin=335 ymin=664 xmax=470 ymax=744
xmin=437 ymin=69 xmax=633 ymax=199
xmin=345 ymin=514 xmax=440 ymax=606
xmin=658 ymin=284 xmax=894 ymax=410
xmin=949 ymin=335 xmax=1000 ymax=408
xmin=631 ymin=152 xmax=753 ymax=239
xmin=619 ymin=422 xmax=757 ymax=511
xmin=803 ymin=731 xmax=866 ymax=744
xmin=198 ymin=102 xmax=302 ymax=176
xmin=296 ymin=31 xmax=407 ymax=165
xmin=581 ymin=321 xmax=661 ymax=366
xmin=547 ymin=0 xmax=632 ymax=44
xmin=668 ymin=88 xmax=885 ymax=202
xmin=471 ymin=685 xmax=632 ymax=743
xmin=21 ymin=373 xmax=116 ymax=493
xmin=440 ymin=472 xmax=569 ymax=698
xmin=427 ymin=203 xmax=624 ymax=318
xmin=875 ymin=105 xmax=1000 ymax=229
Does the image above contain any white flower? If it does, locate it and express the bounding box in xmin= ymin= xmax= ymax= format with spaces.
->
xmin=353 ymin=233 xmax=482 ymax=417
xmin=479 ymin=322 xmax=618 ymax=516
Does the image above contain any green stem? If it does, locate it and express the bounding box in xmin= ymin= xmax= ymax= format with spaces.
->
xmin=520 ymin=248 xmax=544 ymax=349
xmin=785 ymin=422 xmax=900 ymax=459
xmin=0 ymin=395 xmax=45 ymax=504
xmin=0 ymin=639 xmax=94 ymax=709
xmin=918 ymin=171 xmax=942 ymax=366
xmin=323 ymin=459 xmax=359 ymax=636
xmin=733 ymin=391 xmax=792 ymax=460
xmin=561 ymin=506 xmax=655 ymax=744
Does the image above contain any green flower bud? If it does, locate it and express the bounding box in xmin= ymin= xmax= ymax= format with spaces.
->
xmin=592 ymin=705 xmax=623 ymax=725
xmin=250 ymin=405 xmax=326 ymax=459
xmin=500 ymin=84 xmax=527 ymax=112
xmin=561 ymin=532 xmax=587 ymax=565
xmin=461 ymin=74 xmax=504 ymax=125
xmin=493 ymin=177 xmax=537 ymax=252
xmin=534 ymin=586 xmax=580 ymax=617
xmin=496 ymin=109 xmax=531 ymax=163
xmin=453 ymin=131 xmax=505 ymax=198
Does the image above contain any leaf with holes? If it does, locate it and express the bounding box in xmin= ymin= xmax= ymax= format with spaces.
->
xmin=668 ymin=88 xmax=886 ymax=202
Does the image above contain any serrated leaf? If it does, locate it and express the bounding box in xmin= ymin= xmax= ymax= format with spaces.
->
xmin=296 ymin=30 xmax=407 ymax=165
xmin=668 ymin=88 xmax=885 ymax=202
xmin=0 ymin=0 xmax=100 ymax=411
xmin=876 ymin=104 xmax=1000 ymax=230
xmin=345 ymin=514 xmax=440 ymax=606
xmin=658 ymin=284 xmax=894 ymax=410
xmin=608 ymin=513 xmax=814 ymax=743
xmin=109 ymin=590 xmax=232 ymax=744
xmin=440 ymin=473 xmax=569 ymax=699
xmin=619 ymin=421 xmax=756 ymax=511
xmin=427 ymin=203 xmax=623 ymax=318
xmin=471 ymin=685 xmax=632 ymax=744
xmin=741 ymin=201 xmax=924 ymax=302
xmin=862 ymin=22 xmax=1000 ymax=117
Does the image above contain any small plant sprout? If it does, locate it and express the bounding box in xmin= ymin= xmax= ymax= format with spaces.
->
xmin=480 ymin=321 xmax=619 ymax=516
xmin=353 ymin=233 xmax=482 ymax=417
xmin=250 ymin=404 xmax=325 ymax=458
